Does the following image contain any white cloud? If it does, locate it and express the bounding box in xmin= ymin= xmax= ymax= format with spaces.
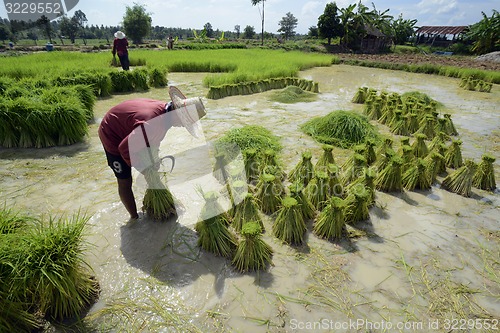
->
xmin=301 ymin=1 xmax=322 ymax=16
xmin=416 ymin=0 xmax=458 ymax=15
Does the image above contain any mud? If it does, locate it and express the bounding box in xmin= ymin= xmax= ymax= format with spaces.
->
xmin=0 ymin=66 xmax=499 ymax=332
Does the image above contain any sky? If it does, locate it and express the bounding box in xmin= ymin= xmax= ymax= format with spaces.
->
xmin=1 ymin=0 xmax=498 ymax=34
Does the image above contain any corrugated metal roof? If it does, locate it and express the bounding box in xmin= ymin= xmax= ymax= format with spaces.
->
xmin=416 ymin=26 xmax=468 ymax=35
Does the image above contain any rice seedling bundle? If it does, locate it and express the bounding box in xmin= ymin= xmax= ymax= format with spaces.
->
xmin=411 ymin=133 xmax=429 ymax=159
xmin=289 ymin=182 xmax=316 ymax=220
xmin=445 ymin=140 xmax=463 ymax=169
xmin=472 ymin=154 xmax=496 ymax=191
xmin=351 ymin=87 xmax=369 ymax=104
xmin=406 ymin=113 xmax=419 ymax=134
xmin=288 ymin=151 xmax=315 ymax=186
xmin=142 ymin=169 xmax=176 ymax=220
xmin=400 ymin=136 xmax=411 ymax=147
xmin=346 ymin=167 xmax=377 ymax=206
xmin=301 ymin=110 xmax=377 ymax=148
xmin=217 ymin=125 xmax=282 ymax=154
xmin=313 ymin=196 xmax=347 ymax=241
xmin=315 ymin=144 xmax=335 ymax=171
xmin=305 ymin=171 xmax=331 ymax=210
xmin=342 ymin=153 xmax=367 ymax=186
xmin=148 ymin=67 xmax=168 ymax=88
xmin=0 ymin=98 xmax=20 ymax=148
xmin=368 ymin=98 xmax=383 ymax=120
xmin=364 ymin=138 xmax=377 ymax=165
xmin=195 ymin=191 xmax=237 ymax=257
xmin=441 ymin=160 xmax=477 ymax=197
xmin=255 ymin=173 xmax=285 ymax=214
xmin=402 ymin=158 xmax=432 ymax=191
xmin=52 ymin=101 xmax=89 ymax=146
xmin=429 ymin=131 xmax=449 ymax=151
xmin=375 ymin=156 xmax=404 ymax=192
xmin=232 ymin=222 xmax=273 ymax=272
xmin=327 ymin=164 xmax=343 ymax=198
xmin=233 ymin=193 xmax=264 ymax=233
xmin=243 ymin=148 xmax=260 ymax=184
xmin=424 ymin=151 xmax=446 ymax=183
xmin=389 ymin=110 xmax=409 ymax=136
xmin=443 ymin=114 xmax=458 ymax=136
xmin=260 ymin=149 xmax=285 ymax=180
xmin=363 ymin=100 xmax=374 ymax=116
xmin=417 ymin=115 xmax=436 ymax=139
xmin=345 ymin=186 xmax=370 ymax=223
xmin=378 ymin=103 xmax=394 ymax=124
xmin=399 ymin=145 xmax=415 ymax=173
xmin=376 ymin=137 xmax=393 ymax=157
xmin=272 ymin=197 xmax=307 ymax=245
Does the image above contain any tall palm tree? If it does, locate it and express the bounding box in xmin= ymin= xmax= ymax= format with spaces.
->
xmin=251 ymin=0 xmax=265 ymax=46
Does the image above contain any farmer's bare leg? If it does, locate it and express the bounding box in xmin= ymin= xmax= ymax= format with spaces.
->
xmin=117 ymin=177 xmax=139 ymax=219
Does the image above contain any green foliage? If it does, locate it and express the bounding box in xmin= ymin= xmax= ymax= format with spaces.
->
xmin=278 ymin=12 xmax=298 ymax=40
xmin=466 ymin=10 xmax=500 ymax=55
xmin=301 ymin=110 xmax=378 ymax=148
xmin=313 ymin=196 xmax=346 ymax=240
xmin=232 ymin=222 xmax=273 ymax=272
xmin=318 ymin=2 xmax=343 ymax=45
xmin=391 ymin=14 xmax=417 ymax=45
xmin=472 ymin=154 xmax=496 ymax=191
xmin=148 ymin=67 xmax=168 ymax=87
xmin=272 ymin=197 xmax=307 ymax=245
xmin=142 ymin=170 xmax=177 ymax=220
xmin=442 ymin=160 xmax=477 ymax=197
xmin=269 ymin=85 xmax=317 ymax=103
xmin=123 ymin=3 xmax=152 ymax=44
xmin=217 ymin=125 xmax=282 ymax=154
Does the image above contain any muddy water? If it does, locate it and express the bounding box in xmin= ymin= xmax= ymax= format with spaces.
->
xmin=0 ymin=66 xmax=499 ymax=332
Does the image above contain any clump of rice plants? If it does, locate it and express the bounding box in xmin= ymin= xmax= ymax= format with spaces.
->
xmin=272 ymin=197 xmax=307 ymax=245
xmin=445 ymin=139 xmax=463 ymax=169
xmin=443 ymin=114 xmax=458 ymax=136
xmin=213 ymin=152 xmax=230 ymax=184
xmin=429 ymin=131 xmax=449 ymax=151
xmin=417 ymin=115 xmax=436 ymax=139
xmin=364 ymin=138 xmax=377 ymax=165
xmin=399 ymin=145 xmax=414 ymax=173
xmin=217 ymin=125 xmax=282 ymax=154
xmin=288 ymin=151 xmax=315 ymax=186
xmin=402 ymin=158 xmax=432 ymax=191
xmin=301 ymin=110 xmax=378 ymax=148
xmin=195 ymin=191 xmax=237 ymax=257
xmin=232 ymin=222 xmax=273 ymax=272
xmin=472 ymin=154 xmax=496 ymax=191
xmin=327 ymin=164 xmax=343 ymax=197
xmin=411 ymin=133 xmax=429 ymax=159
xmin=345 ymin=186 xmax=370 ymax=223
xmin=289 ymin=182 xmax=316 ymax=220
xmin=375 ymin=156 xmax=404 ymax=192
xmin=313 ymin=196 xmax=347 ymax=241
xmin=304 ymin=171 xmax=331 ymax=210
xmin=389 ymin=110 xmax=409 ymax=136
xmin=148 ymin=67 xmax=168 ymax=87
xmin=376 ymin=137 xmax=393 ymax=157
xmin=315 ymin=144 xmax=335 ymax=170
xmin=255 ymin=173 xmax=285 ymax=214
xmin=346 ymin=167 xmax=377 ymax=206
xmin=441 ymin=160 xmax=477 ymax=197
xmin=142 ymin=169 xmax=176 ymax=220
xmin=351 ymin=87 xmax=369 ymax=104
xmin=342 ymin=153 xmax=367 ymax=186
xmin=406 ymin=113 xmax=419 ymax=134
xmin=424 ymin=151 xmax=446 ymax=183
xmin=269 ymin=85 xmax=317 ymax=103
xmin=260 ymin=149 xmax=285 ymax=180
xmin=243 ymin=148 xmax=260 ymax=184
xmin=232 ymin=193 xmax=264 ymax=233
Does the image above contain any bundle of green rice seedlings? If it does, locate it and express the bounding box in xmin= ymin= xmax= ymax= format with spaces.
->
xmin=232 ymin=193 xmax=264 ymax=233
xmin=195 ymin=191 xmax=237 ymax=257
xmin=345 ymin=186 xmax=370 ymax=223
xmin=243 ymin=148 xmax=260 ymax=184
xmin=417 ymin=115 xmax=436 ymax=140
xmin=441 ymin=160 xmax=477 ymax=197
xmin=399 ymin=136 xmax=411 ymax=147
xmin=255 ymin=173 xmax=285 ymax=214
xmin=142 ymin=169 xmax=177 ymax=220
xmin=482 ymin=82 xmax=493 ymax=93
xmin=346 ymin=167 xmax=377 ymax=206
xmin=325 ymin=164 xmax=342 ymax=198
xmin=375 ymin=156 xmax=404 ymax=192
xmin=411 ymin=133 xmax=429 ymax=159
xmin=363 ymin=138 xmax=377 ymax=165
xmin=289 ymin=182 xmax=316 ymax=220
xmin=376 ymin=147 xmax=396 ymax=171
xmin=405 ymin=113 xmax=419 ymax=134
xmin=378 ymin=103 xmax=394 ymax=125
xmin=288 ymin=151 xmax=315 ymax=186
xmin=472 ymin=154 xmax=496 ymax=191
xmin=313 ymin=196 xmax=347 ymax=241
xmin=315 ymin=144 xmax=335 ymax=171
xmin=399 ymin=145 xmax=415 ymax=173
xmin=363 ymin=100 xmax=374 ymax=116
xmin=402 ymin=158 xmax=432 ymax=191
xmin=305 ymin=171 xmax=331 ymax=210
xmin=213 ymin=152 xmax=230 ymax=184
xmin=260 ymin=149 xmax=285 ymax=179
xmin=351 ymin=87 xmax=369 ymax=104
xmin=341 ymin=144 xmax=365 ymax=169
xmin=368 ymin=98 xmax=383 ymax=120
xmin=389 ymin=110 xmax=409 ymax=136
xmin=272 ymin=197 xmax=307 ymax=245
xmin=424 ymin=151 xmax=446 ymax=183
xmin=435 ymin=118 xmax=448 ymax=135
xmin=445 ymin=139 xmax=463 ymax=169
xmin=459 ymin=77 xmax=468 ymax=88
xmin=429 ymin=131 xmax=449 ymax=151
xmin=232 ymin=222 xmax=273 ymax=272
xmin=443 ymin=114 xmax=458 ymax=136
xmin=342 ymin=153 xmax=367 ymax=186
xmin=376 ymin=137 xmax=393 ymax=157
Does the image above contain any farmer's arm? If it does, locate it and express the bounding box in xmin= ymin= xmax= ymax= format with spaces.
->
xmin=112 ymin=39 xmax=117 ymax=56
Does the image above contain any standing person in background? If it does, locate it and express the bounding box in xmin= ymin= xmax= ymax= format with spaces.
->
xmin=112 ymin=31 xmax=129 ymax=71
xmin=167 ymin=35 xmax=174 ymax=50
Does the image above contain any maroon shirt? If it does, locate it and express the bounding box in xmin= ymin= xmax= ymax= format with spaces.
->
xmin=98 ymin=99 xmax=168 ymax=166
xmin=112 ymin=38 xmax=128 ymax=56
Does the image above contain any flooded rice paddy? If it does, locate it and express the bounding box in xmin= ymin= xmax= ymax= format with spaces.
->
xmin=0 ymin=65 xmax=499 ymax=332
